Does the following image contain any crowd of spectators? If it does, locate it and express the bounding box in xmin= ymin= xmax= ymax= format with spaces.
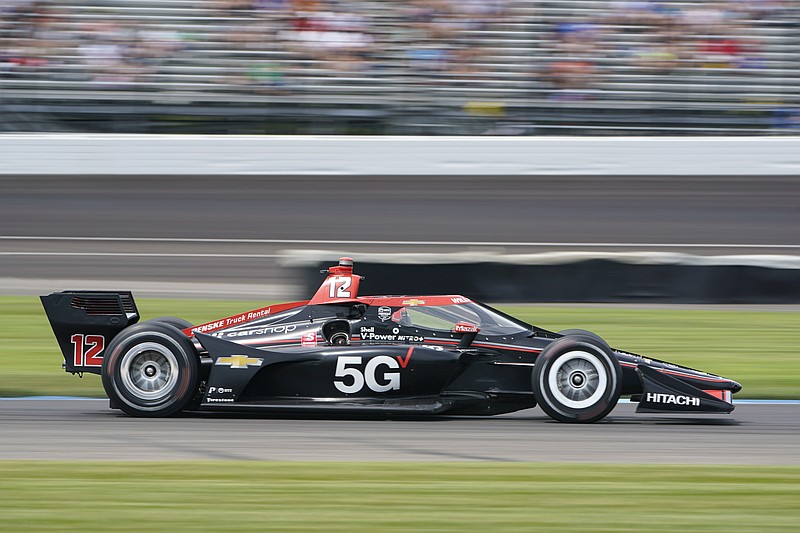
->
xmin=1 ymin=0 xmax=798 ymax=110
xmin=543 ymin=0 xmax=798 ymax=100
xmin=1 ymin=0 xmax=519 ymax=89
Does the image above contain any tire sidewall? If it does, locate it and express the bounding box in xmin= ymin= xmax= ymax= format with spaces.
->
xmin=102 ymin=322 xmax=198 ymax=417
xmin=532 ymin=335 xmax=622 ymax=423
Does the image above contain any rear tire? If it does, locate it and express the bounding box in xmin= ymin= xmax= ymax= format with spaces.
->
xmin=102 ymin=322 xmax=199 ymax=417
xmin=147 ymin=317 xmax=194 ymax=331
xmin=532 ymin=335 xmax=622 ymax=423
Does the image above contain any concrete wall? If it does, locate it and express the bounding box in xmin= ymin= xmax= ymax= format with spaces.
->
xmin=2 ymin=134 xmax=800 ymax=175
xmin=4 ymin=134 xmax=797 ymax=301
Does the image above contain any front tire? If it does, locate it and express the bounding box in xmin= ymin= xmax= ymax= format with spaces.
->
xmin=532 ymin=334 xmax=622 ymax=423
xmin=557 ymin=328 xmax=606 ymax=345
xmin=102 ymin=322 xmax=199 ymax=417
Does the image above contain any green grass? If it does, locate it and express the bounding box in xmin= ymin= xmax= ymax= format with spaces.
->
xmin=506 ymin=305 xmax=800 ymax=399
xmin=0 ymin=462 xmax=798 ymax=532
xmin=1 ymin=296 xmax=798 ymax=398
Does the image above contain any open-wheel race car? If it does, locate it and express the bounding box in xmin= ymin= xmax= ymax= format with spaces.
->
xmin=41 ymin=258 xmax=741 ymax=423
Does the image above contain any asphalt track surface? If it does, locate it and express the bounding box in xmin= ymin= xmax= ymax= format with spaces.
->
xmin=1 ymin=174 xmax=798 ymax=297
xmin=1 ymin=175 xmax=798 ymax=465
xmin=0 ymin=400 xmax=797 ymax=464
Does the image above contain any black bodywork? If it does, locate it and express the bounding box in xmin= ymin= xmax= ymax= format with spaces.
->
xmin=41 ymin=259 xmax=741 ymax=422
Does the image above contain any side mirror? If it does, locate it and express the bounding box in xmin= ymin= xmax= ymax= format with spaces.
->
xmin=348 ymin=304 xmax=367 ymax=319
xmin=453 ymin=322 xmax=480 ymax=348
xmin=453 ymin=322 xmax=480 ymax=334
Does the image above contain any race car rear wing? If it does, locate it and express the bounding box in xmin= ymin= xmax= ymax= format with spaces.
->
xmin=40 ymin=291 xmax=140 ymax=375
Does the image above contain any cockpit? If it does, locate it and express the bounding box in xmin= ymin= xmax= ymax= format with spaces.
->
xmin=373 ymin=300 xmax=531 ymax=337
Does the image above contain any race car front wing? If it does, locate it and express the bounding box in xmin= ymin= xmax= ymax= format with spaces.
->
xmin=633 ymin=364 xmax=735 ymax=414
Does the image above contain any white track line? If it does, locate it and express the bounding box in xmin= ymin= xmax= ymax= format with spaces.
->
xmin=0 ymin=252 xmax=285 ymax=258
xmin=2 ymin=397 xmax=799 ymax=403
xmin=1 ymin=236 xmax=797 ymax=249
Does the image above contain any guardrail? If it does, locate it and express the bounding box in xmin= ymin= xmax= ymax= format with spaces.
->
xmin=2 ymin=134 xmax=799 ymax=175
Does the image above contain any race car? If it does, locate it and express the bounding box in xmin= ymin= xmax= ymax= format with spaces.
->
xmin=41 ymin=257 xmax=741 ymax=423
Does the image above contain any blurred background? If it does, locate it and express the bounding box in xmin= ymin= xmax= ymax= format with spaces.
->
xmin=1 ymin=5 xmax=799 ymax=528
xmin=1 ymin=1 xmax=799 ymax=304
xmin=2 ymin=0 xmax=799 ymax=135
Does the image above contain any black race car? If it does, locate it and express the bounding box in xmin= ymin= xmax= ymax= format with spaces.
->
xmin=41 ymin=258 xmax=741 ymax=423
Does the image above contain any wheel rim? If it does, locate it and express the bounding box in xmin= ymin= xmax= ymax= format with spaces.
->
xmin=119 ymin=342 xmax=180 ymax=402
xmin=547 ymin=350 xmax=608 ymax=409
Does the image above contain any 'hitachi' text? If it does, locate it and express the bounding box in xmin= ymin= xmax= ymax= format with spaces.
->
xmin=645 ymin=393 xmax=700 ymax=406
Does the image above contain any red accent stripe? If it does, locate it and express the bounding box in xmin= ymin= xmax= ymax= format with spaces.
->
xmin=474 ymin=342 xmax=542 ymax=354
xmin=359 ymin=295 xmax=472 ymax=307
xmin=423 ymin=338 xmax=542 ymax=353
xmin=184 ymin=300 xmax=308 ymax=337
xmin=621 ymin=362 xmax=729 ymax=384
xmin=659 ymin=369 xmax=728 ymax=383
xmin=701 ymin=389 xmax=733 ymax=401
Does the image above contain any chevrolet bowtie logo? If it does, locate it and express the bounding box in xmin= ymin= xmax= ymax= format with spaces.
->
xmin=216 ymin=355 xmax=263 ymax=369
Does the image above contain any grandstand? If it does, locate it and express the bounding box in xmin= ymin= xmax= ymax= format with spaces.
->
xmin=1 ymin=0 xmax=798 ymax=133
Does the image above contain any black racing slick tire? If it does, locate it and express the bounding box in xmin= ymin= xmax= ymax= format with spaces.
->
xmin=532 ymin=335 xmax=622 ymax=423
xmin=147 ymin=317 xmax=194 ymax=331
xmin=101 ymin=322 xmax=199 ymax=417
xmin=557 ymin=328 xmax=607 ymax=346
